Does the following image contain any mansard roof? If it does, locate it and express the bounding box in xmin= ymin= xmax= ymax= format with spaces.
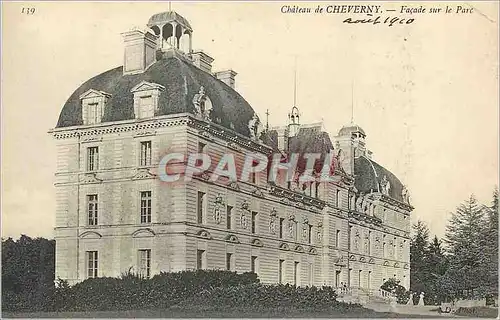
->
xmin=56 ymin=52 xmax=256 ymax=137
xmin=354 ymin=155 xmax=405 ymax=202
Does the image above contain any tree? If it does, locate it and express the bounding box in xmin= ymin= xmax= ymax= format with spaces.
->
xmin=442 ymin=195 xmax=488 ymax=298
xmin=410 ymin=220 xmax=429 ymax=295
xmin=424 ymin=236 xmax=448 ymax=304
xmin=482 ymin=187 xmax=498 ymax=294
xmin=2 ymin=235 xmax=55 ymax=293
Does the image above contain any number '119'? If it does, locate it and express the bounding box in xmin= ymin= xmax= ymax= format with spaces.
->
xmin=21 ymin=7 xmax=35 ymax=14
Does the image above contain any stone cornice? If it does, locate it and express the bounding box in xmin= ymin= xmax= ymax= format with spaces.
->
xmin=266 ymin=183 xmax=326 ymax=210
xmin=50 ymin=113 xmax=273 ymax=156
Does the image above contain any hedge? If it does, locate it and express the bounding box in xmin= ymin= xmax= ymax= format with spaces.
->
xmin=2 ymin=270 xmax=360 ymax=313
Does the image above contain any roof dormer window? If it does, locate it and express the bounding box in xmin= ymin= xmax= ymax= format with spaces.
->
xmin=131 ymin=81 xmax=165 ymax=119
xmin=80 ymin=89 xmax=111 ymax=125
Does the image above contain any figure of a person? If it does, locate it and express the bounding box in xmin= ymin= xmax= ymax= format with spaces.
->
xmin=407 ymin=291 xmax=413 ymax=305
xmin=418 ymin=292 xmax=425 ymax=306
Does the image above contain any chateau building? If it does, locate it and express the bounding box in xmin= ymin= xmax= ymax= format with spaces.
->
xmin=50 ymin=10 xmax=413 ymax=292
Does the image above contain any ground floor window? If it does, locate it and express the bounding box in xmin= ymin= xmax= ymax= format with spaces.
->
xmin=138 ymin=249 xmax=151 ymax=278
xmin=86 ymin=251 xmax=98 ymax=279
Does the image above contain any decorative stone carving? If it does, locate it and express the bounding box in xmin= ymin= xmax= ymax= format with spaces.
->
xmin=288 ymin=220 xmax=295 ymax=238
xmin=197 ymin=230 xmax=212 ymax=239
xmin=213 ymin=194 xmax=224 ymax=224
xmin=81 ymin=135 xmax=103 ymax=143
xmin=80 ymin=173 xmax=103 ymax=184
xmin=402 ymin=185 xmax=411 ymax=204
xmin=248 ymin=113 xmax=263 ymax=141
xmin=354 ymin=231 xmax=360 ymax=251
xmin=252 ymin=188 xmax=264 ymax=198
xmin=192 ymin=86 xmax=212 ymax=121
xmin=228 ymin=180 xmax=240 ymax=190
xmin=226 ymin=234 xmax=240 ymax=243
xmin=269 ymin=208 xmax=278 ymax=234
xmin=200 ymin=172 xmax=210 ymax=181
xmin=227 ymin=142 xmax=242 ymax=152
xmin=134 ymin=130 xmax=156 ymax=137
xmin=240 ymin=200 xmax=250 ymax=229
xmin=355 ymin=192 xmax=364 ymax=212
xmin=270 ymin=208 xmax=278 ymax=217
xmin=279 ymin=243 xmax=290 ymax=251
xmin=380 ymin=175 xmax=391 ymax=195
xmin=251 ymin=239 xmax=263 ymax=247
xmin=294 ymin=245 xmax=304 ymax=253
xmin=269 ymin=218 xmax=277 ymax=234
xmin=364 ymin=236 xmax=369 ymax=254
xmin=132 ymin=168 xmax=156 ymax=180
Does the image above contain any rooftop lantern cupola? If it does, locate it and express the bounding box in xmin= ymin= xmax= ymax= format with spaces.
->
xmin=147 ymin=10 xmax=193 ymax=53
xmin=288 ymin=106 xmax=300 ymax=137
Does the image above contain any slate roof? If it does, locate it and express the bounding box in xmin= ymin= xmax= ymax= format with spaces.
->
xmin=354 ymin=155 xmax=404 ymax=202
xmin=338 ymin=123 xmax=366 ymax=136
xmin=56 ymin=51 xmax=256 ymax=137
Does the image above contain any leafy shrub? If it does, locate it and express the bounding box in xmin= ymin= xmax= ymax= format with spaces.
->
xmin=381 ymin=278 xmax=409 ymax=304
xmin=2 ymin=270 xmax=357 ymax=313
xmin=177 ymin=283 xmax=346 ymax=311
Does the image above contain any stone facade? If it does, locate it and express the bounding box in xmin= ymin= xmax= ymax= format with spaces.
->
xmin=51 ymin=115 xmax=412 ymax=289
xmin=50 ymin=10 xmax=412 ymax=292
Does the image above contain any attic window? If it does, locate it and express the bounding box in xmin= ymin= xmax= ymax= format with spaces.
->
xmin=138 ymin=95 xmax=154 ymax=118
xmin=131 ymin=81 xmax=165 ymax=119
xmin=79 ymin=89 xmax=111 ymax=125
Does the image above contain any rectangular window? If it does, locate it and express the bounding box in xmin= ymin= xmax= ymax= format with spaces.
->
xmin=140 ymin=141 xmax=152 ymax=166
xmin=197 ymin=191 xmax=206 ymax=224
xmin=358 ymin=270 xmax=362 ymax=287
xmin=308 ymin=263 xmax=313 ymax=286
xmin=196 ymin=249 xmax=205 ymax=270
xmin=139 ymin=95 xmax=154 ymax=118
xmin=368 ymin=231 xmax=372 ymax=255
xmin=251 ymin=256 xmax=258 ymax=274
xmin=138 ymin=249 xmax=151 ymax=278
xmin=336 ymin=190 xmax=340 ymax=207
xmin=251 ymin=211 xmax=258 ymax=234
xmin=87 ymin=102 xmax=100 ymax=125
xmin=279 ymin=218 xmax=285 ymax=239
xmin=140 ymin=191 xmax=152 ymax=223
xmin=250 ymin=172 xmax=256 ymax=184
xmin=198 ymin=142 xmax=206 ymax=153
xmin=226 ymin=253 xmax=233 ymax=271
xmin=368 ymin=271 xmax=372 ymax=289
xmin=348 ymin=268 xmax=352 ymax=287
xmin=335 ymin=270 xmax=341 ymax=287
xmin=278 ymin=259 xmax=285 ymax=284
xmin=336 ymin=230 xmax=341 ymax=247
xmin=86 ymin=251 xmax=98 ymax=279
xmin=87 ymin=146 xmax=99 ymax=171
xmin=308 ymin=224 xmax=313 ymax=244
xmin=349 ymin=226 xmax=353 ymax=250
xmin=394 ymin=237 xmax=397 ymax=258
xmin=87 ymin=194 xmax=98 ymax=225
xmin=294 ymin=261 xmax=299 ymax=286
xmin=226 ymin=205 xmax=233 ymax=229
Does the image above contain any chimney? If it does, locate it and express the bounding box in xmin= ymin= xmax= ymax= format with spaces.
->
xmin=214 ymin=70 xmax=237 ymax=89
xmin=121 ymin=28 xmax=158 ymax=75
xmin=190 ymin=50 xmax=214 ymax=73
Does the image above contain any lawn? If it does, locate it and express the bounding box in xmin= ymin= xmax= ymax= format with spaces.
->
xmin=2 ymin=306 xmax=439 ymax=318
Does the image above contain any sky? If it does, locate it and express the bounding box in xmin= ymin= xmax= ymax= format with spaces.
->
xmin=1 ymin=1 xmax=498 ymax=239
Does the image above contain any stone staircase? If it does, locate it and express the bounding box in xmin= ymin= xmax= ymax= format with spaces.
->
xmin=335 ymin=287 xmax=394 ymax=305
